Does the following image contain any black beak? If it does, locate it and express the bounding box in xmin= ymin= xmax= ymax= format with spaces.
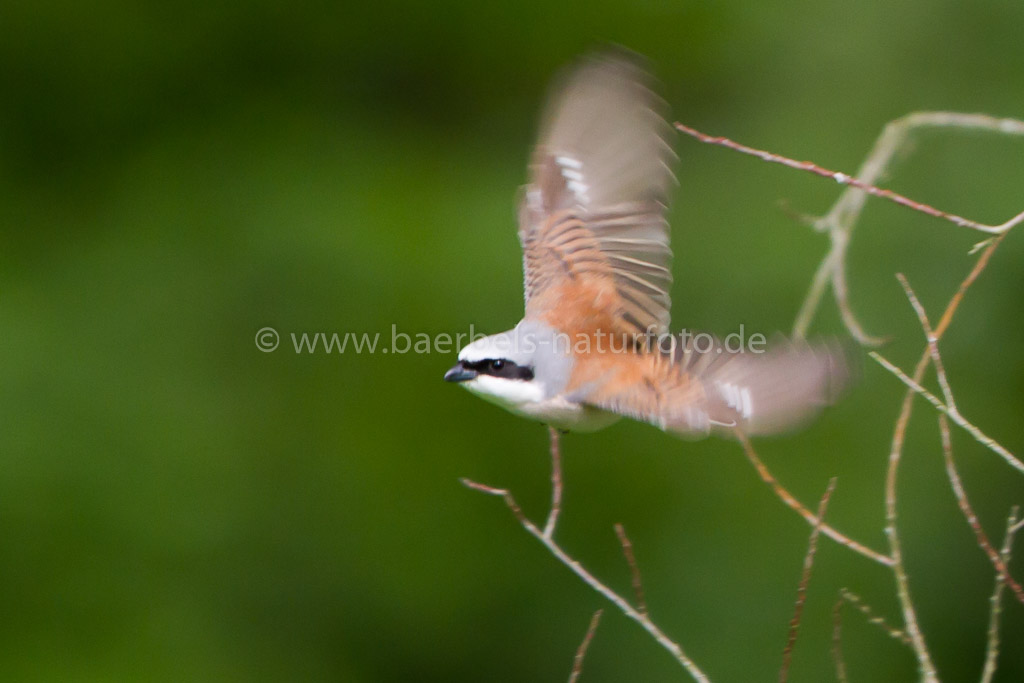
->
xmin=444 ymin=362 xmax=478 ymax=383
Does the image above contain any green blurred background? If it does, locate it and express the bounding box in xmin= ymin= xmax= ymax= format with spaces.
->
xmin=2 ymin=0 xmax=1023 ymax=680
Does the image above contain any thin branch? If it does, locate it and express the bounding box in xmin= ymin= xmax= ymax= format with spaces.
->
xmin=876 ymin=231 xmax=1002 ymax=407
xmin=831 ymin=597 xmax=849 ymax=683
xmin=897 ymin=271 xmax=1024 ymax=597
xmin=934 ymin=233 xmax=1007 ymax=339
xmin=780 ymin=478 xmax=836 ymax=683
xmin=831 ymin=234 xmax=885 ymax=345
xmin=545 ymin=426 xmax=563 ymax=539
xmin=895 ymin=273 xmax=957 ymax=413
xmin=870 ymin=352 xmax=1024 ymax=475
xmin=884 ymin=363 xmax=938 ymax=681
xmin=839 ymin=588 xmax=913 ymax=645
xmin=874 ymin=233 xmax=1006 ymax=683
xmin=460 ymin=478 xmax=711 ymax=682
xmin=939 ymin=415 xmax=1024 ymax=605
xmin=462 ymin=479 xmax=530 ymax=523
xmin=763 ymin=113 xmax=1024 ymax=343
xmin=735 ymin=430 xmax=893 ymax=566
xmin=792 ymin=248 xmax=839 ymax=341
xmin=614 ymin=524 xmax=648 ymax=615
xmin=831 ymin=587 xmax=916 ymax=683
xmin=568 ymin=609 xmax=603 ymax=683
xmin=674 ymin=118 xmax=1024 ymax=235
xmin=981 ymin=507 xmax=1021 ymax=683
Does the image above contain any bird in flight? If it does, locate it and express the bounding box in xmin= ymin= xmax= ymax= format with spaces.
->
xmin=445 ymin=53 xmax=847 ymax=437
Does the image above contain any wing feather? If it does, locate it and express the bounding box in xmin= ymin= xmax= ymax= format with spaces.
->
xmin=575 ymin=337 xmax=849 ymax=437
xmin=519 ymin=53 xmax=677 ymax=342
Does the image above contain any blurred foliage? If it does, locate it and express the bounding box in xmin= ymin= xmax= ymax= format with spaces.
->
xmin=1 ymin=0 xmax=1023 ymax=680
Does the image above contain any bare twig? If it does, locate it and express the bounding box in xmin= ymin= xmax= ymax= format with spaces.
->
xmin=675 ymin=120 xmax=1024 ymax=235
xmin=885 ymin=272 xmax=1024 ymax=475
xmin=831 ymin=597 xmax=849 ymax=683
xmin=545 ymin=426 xmax=563 ymax=539
xmin=568 ymin=609 xmax=603 ymax=683
xmin=831 ymin=587 xmax=914 ymax=683
xmin=735 ymin=430 xmax=893 ymax=566
xmin=676 ymin=118 xmax=1024 ymax=235
xmin=751 ymin=113 xmax=1024 ymax=343
xmin=830 ymin=234 xmax=882 ymax=345
xmin=840 ymin=589 xmax=913 ymax=645
xmin=874 ymin=233 xmax=1006 ymax=683
xmin=614 ymin=524 xmax=648 ymax=615
xmin=939 ymin=415 xmax=1024 ymax=605
xmin=774 ymin=119 xmax=1018 ymax=680
xmin=780 ymin=478 xmax=836 ymax=683
xmin=981 ymin=507 xmax=1021 ymax=683
xmin=934 ymin=233 xmax=1007 ymax=339
xmin=895 ymin=274 xmax=957 ymax=413
xmin=462 ymin=479 xmax=529 ymax=522
xmin=899 ymin=272 xmax=1024 ymax=598
xmin=461 ymin=477 xmax=710 ymax=681
xmin=884 ymin=367 xmax=939 ymax=682
xmin=870 ymin=352 xmax=1024 ymax=475
xmin=793 ymin=248 xmax=842 ymax=340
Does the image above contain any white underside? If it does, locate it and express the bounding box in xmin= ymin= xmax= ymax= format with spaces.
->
xmin=463 ymin=376 xmax=620 ymax=433
xmin=509 ymin=395 xmax=621 ymax=433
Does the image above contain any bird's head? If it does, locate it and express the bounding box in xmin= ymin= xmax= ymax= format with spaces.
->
xmin=444 ymin=320 xmax=572 ymax=410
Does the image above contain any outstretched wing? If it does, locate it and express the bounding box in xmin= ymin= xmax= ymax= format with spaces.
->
xmin=573 ymin=336 xmax=849 ymax=437
xmin=519 ymin=53 xmax=677 ymax=342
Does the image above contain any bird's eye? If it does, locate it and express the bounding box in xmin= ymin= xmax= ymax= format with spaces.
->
xmin=490 ymin=359 xmax=505 ymax=371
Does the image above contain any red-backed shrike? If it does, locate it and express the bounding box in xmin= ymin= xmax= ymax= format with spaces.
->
xmin=445 ymin=53 xmax=847 ymax=437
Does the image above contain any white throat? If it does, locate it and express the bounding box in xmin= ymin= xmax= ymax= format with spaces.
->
xmin=454 ymin=320 xmax=619 ymax=432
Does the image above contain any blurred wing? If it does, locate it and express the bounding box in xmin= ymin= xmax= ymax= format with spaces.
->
xmin=519 ymin=53 xmax=677 ymax=341
xmin=578 ymin=337 xmax=849 ymax=437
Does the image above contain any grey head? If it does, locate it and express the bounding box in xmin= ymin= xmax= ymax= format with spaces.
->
xmin=443 ymin=320 xmax=574 ymax=410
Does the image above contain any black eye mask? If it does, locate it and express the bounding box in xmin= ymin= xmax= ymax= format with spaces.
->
xmin=463 ymin=358 xmax=535 ymax=381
